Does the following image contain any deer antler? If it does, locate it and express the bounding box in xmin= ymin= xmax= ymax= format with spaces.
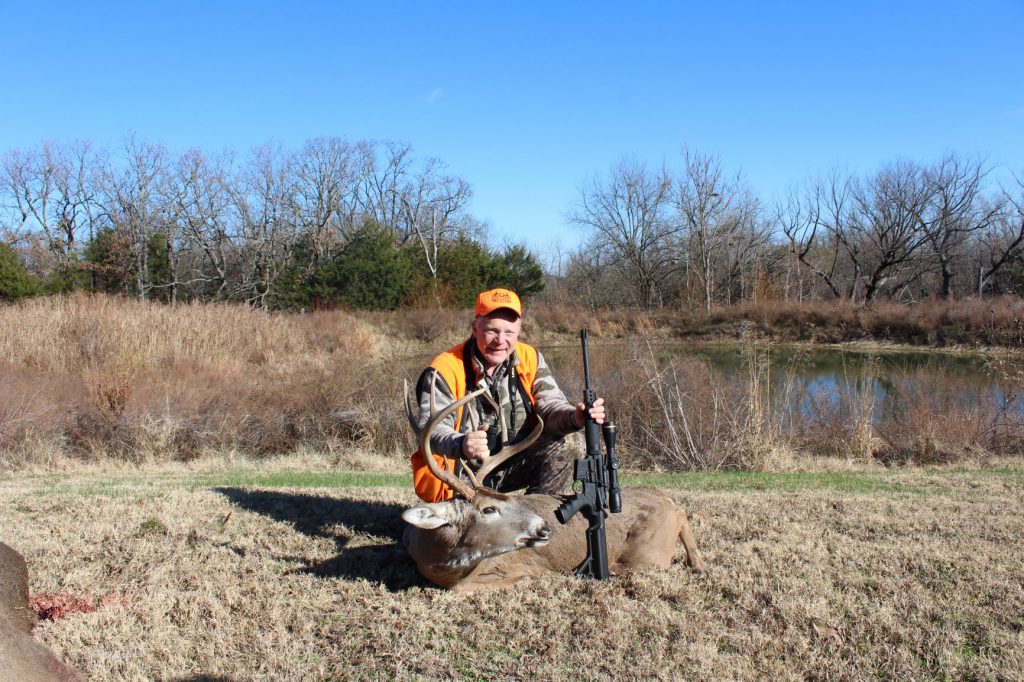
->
xmin=464 ymin=391 xmax=545 ymax=485
xmin=406 ymin=374 xmax=487 ymax=500
xmin=406 ymin=373 xmax=546 ymax=497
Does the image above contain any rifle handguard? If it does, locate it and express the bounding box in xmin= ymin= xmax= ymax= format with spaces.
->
xmin=604 ymin=421 xmax=622 ymax=514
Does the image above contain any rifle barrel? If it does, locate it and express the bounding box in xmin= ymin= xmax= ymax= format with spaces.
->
xmin=580 ymin=329 xmax=593 ymax=398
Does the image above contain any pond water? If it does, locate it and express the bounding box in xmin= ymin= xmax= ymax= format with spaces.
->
xmin=541 ymin=341 xmax=1021 ymax=425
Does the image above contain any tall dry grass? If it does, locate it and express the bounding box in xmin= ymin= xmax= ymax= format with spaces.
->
xmin=698 ymin=295 xmax=1024 ymax=346
xmin=609 ymin=332 xmax=796 ymax=471
xmin=868 ymin=356 xmax=1024 ymax=465
xmin=0 ymin=293 xmax=413 ymax=469
xmin=526 ymin=302 xmax=656 ymax=340
xmin=3 ymin=293 xmax=1024 ymax=471
xmin=527 ymin=295 xmax=1024 ymax=346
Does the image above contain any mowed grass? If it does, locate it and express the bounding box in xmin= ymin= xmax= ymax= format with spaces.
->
xmin=2 ymin=464 xmax=1023 ymax=681
xmin=13 ymin=466 xmax=967 ymax=498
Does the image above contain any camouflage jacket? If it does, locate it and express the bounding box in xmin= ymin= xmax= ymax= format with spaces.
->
xmin=413 ymin=339 xmax=580 ymax=460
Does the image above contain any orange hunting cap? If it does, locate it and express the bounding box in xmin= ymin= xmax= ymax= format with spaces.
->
xmin=475 ymin=288 xmax=522 ymax=318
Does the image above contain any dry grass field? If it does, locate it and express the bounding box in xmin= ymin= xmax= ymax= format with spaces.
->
xmin=5 ymin=294 xmax=1024 ymax=474
xmin=2 ymin=460 xmax=1022 ymax=681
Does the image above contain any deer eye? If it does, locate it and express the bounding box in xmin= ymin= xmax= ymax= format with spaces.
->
xmin=481 ymin=506 xmax=499 ymax=515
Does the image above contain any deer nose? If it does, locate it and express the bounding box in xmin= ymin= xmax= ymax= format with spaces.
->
xmin=537 ymin=523 xmax=552 ymax=539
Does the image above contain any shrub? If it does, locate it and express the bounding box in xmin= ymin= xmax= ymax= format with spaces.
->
xmin=315 ymin=224 xmax=412 ymax=310
xmin=0 ymin=243 xmax=39 ymax=301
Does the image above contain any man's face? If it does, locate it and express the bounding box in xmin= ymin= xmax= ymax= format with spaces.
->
xmin=471 ymin=310 xmax=521 ymax=372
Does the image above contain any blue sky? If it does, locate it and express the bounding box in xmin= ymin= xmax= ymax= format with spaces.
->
xmin=2 ymin=1 xmax=1021 ymax=258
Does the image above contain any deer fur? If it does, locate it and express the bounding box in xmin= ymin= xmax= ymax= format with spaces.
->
xmin=0 ymin=542 xmax=83 ymax=682
xmin=402 ymin=486 xmax=703 ymax=592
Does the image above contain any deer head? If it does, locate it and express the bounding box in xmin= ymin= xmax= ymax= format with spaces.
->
xmin=402 ymin=488 xmax=553 ymax=572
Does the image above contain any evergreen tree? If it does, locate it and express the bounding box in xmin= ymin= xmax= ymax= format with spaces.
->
xmin=314 ymin=223 xmax=412 ymax=310
xmin=0 ymin=243 xmax=39 ymax=301
xmin=267 ymin=232 xmax=317 ymax=310
xmin=432 ymin=236 xmax=495 ymax=307
xmin=81 ymin=227 xmax=134 ymax=294
xmin=490 ymin=244 xmax=545 ymax=298
xmin=146 ymin=231 xmax=174 ymax=302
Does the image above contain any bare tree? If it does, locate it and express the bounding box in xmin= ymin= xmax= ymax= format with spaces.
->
xmin=165 ymin=148 xmax=236 ymax=302
xmin=973 ymin=176 xmax=1024 ymax=295
xmin=782 ymin=170 xmax=856 ymax=300
xmin=0 ymin=141 xmax=98 ymax=274
xmin=95 ymin=135 xmax=170 ymax=300
xmin=291 ymin=137 xmax=361 ymax=267
xmin=719 ymin=211 xmax=778 ymax=304
xmin=358 ymin=143 xmax=474 ymax=279
xmin=773 ymin=194 xmax=816 ymax=302
xmin=398 ymin=158 xmax=473 ymax=280
xmin=917 ymin=154 xmax=1002 ymax=298
xmin=358 ymin=140 xmax=415 ymax=236
xmin=848 ymin=161 xmax=935 ymax=302
xmin=569 ymin=157 xmax=674 ymax=308
xmin=674 ymin=148 xmax=761 ymax=311
xmin=229 ymin=143 xmax=300 ymax=307
xmin=560 ymin=246 xmax=634 ymax=310
xmin=784 ymin=163 xmax=936 ymax=303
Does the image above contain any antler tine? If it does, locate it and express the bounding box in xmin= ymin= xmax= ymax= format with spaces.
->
xmin=404 ymin=379 xmax=421 ymax=432
xmin=475 ymin=413 xmax=545 ymax=482
xmin=478 ymin=390 xmax=508 ymax=444
xmin=462 ymin=465 xmax=482 ymax=489
xmin=417 ymin=372 xmax=488 ymax=500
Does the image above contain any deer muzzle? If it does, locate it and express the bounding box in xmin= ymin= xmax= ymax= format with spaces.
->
xmin=518 ymin=521 xmax=553 ymax=548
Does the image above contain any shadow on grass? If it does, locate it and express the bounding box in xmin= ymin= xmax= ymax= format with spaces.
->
xmin=214 ymin=487 xmax=427 ymax=591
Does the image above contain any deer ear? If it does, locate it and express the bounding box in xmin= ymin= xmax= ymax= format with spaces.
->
xmin=403 ymin=504 xmax=451 ymax=529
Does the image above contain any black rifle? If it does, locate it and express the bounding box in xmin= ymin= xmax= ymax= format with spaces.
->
xmin=555 ymin=329 xmax=623 ymax=579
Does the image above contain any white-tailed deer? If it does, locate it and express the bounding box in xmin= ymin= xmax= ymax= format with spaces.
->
xmin=402 ymin=380 xmax=704 ymax=592
xmin=0 ymin=542 xmax=83 ymax=681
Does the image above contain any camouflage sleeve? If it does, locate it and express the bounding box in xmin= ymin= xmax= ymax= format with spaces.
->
xmin=413 ymin=368 xmax=472 ymax=460
xmin=531 ymin=350 xmax=580 ymax=437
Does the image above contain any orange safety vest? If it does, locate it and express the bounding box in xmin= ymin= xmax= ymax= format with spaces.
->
xmin=411 ymin=339 xmax=538 ymax=502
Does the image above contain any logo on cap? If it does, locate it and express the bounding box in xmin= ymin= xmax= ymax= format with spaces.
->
xmin=475 ymin=288 xmax=522 ymax=317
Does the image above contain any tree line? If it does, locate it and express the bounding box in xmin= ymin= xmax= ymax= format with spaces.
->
xmin=564 ymin=149 xmax=1024 ymax=309
xmin=0 ymin=136 xmax=543 ymax=308
xmin=3 ymin=137 xmax=1023 ymax=311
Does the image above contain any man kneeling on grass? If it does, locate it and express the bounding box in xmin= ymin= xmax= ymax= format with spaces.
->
xmin=409 ymin=288 xmax=605 ymax=501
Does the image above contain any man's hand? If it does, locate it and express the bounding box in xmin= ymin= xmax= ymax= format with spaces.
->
xmin=461 ymin=428 xmax=490 ymax=464
xmin=574 ymin=397 xmax=606 ymax=428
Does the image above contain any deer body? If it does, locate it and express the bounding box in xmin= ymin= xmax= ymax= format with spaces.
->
xmin=0 ymin=542 xmax=83 ymax=682
xmin=403 ymin=486 xmax=703 ymax=592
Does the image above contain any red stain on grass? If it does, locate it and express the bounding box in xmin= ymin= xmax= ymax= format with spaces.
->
xmin=30 ymin=593 xmax=124 ymax=621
